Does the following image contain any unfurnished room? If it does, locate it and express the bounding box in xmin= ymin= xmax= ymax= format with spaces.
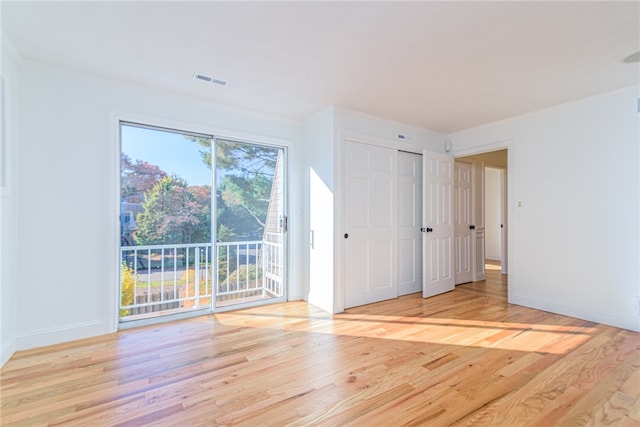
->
xmin=0 ymin=1 xmax=639 ymax=426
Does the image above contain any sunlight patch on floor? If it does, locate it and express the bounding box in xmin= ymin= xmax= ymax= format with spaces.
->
xmin=215 ymin=310 xmax=596 ymax=355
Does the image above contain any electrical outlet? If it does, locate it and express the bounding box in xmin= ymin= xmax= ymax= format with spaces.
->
xmin=636 ymin=297 xmax=640 ymax=316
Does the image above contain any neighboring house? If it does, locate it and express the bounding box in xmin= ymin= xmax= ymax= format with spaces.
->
xmin=120 ymin=201 xmax=144 ymax=244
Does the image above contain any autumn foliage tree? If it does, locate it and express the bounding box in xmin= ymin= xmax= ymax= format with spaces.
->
xmin=188 ymin=137 xmax=279 ymax=240
xmin=121 ymin=137 xmax=279 ymax=246
xmin=133 ymin=176 xmax=211 ymax=245
xmin=121 ymin=153 xmax=167 ymax=203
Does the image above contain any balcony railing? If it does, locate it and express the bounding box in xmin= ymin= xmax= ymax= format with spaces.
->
xmin=119 ymin=236 xmax=283 ymax=319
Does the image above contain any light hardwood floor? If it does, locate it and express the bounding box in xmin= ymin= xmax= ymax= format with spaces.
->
xmin=2 ymin=264 xmax=639 ymax=426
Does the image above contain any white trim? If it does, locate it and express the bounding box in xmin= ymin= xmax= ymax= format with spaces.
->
xmin=452 ymin=139 xmax=512 ymax=158
xmin=281 ymin=145 xmax=290 ymax=302
xmin=118 ymin=308 xmax=213 ymax=330
xmin=16 ymin=319 xmax=111 ymax=350
xmin=510 ymin=294 xmax=640 ymax=332
xmin=341 ymin=131 xmax=424 ymax=154
xmin=106 ymin=113 xmax=120 ymax=332
xmin=333 ymin=131 xmax=344 ymax=314
xmin=1 ymin=337 xmax=16 ymax=367
xmin=110 ymin=110 xmax=295 ymax=149
xmin=215 ymin=295 xmax=288 ymax=314
xmin=449 ymin=85 xmax=640 ymax=136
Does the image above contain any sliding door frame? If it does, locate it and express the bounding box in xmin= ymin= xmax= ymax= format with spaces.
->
xmin=108 ymin=112 xmax=292 ymax=330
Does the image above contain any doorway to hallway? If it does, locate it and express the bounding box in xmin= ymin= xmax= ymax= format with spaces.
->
xmin=454 ymin=149 xmax=508 ymax=293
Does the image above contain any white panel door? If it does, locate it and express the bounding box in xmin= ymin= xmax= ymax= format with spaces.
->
xmin=398 ymin=151 xmax=422 ymax=295
xmin=454 ymin=161 xmax=473 ymax=285
xmin=472 ymin=162 xmax=486 ymax=282
xmin=422 ymin=150 xmax=454 ymax=298
xmin=344 ymin=141 xmax=398 ymax=308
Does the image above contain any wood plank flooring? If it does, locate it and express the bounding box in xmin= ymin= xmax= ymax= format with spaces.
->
xmin=2 ymin=264 xmax=639 ymax=426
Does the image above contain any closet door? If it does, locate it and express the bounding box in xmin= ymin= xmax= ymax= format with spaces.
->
xmin=422 ymin=150 xmax=454 ymax=298
xmin=343 ymin=140 xmax=398 ymax=308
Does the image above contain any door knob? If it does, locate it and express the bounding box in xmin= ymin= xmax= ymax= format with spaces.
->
xmin=344 ymin=233 xmax=349 ymax=239
xmin=469 ymin=225 xmax=476 ymax=230
xmin=426 ymin=227 xmax=433 ymax=233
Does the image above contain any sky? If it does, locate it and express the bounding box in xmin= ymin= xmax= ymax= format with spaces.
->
xmin=121 ymin=124 xmax=213 ymax=186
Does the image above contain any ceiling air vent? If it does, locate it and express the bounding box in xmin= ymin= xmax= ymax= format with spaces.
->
xmin=193 ymin=72 xmax=228 ymax=87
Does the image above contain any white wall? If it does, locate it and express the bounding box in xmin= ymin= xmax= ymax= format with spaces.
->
xmin=13 ymin=61 xmax=303 ymax=350
xmin=451 ymin=86 xmax=640 ymax=331
xmin=302 ymin=107 xmax=335 ymax=313
xmin=485 ymin=167 xmax=502 ymax=260
xmin=1 ymin=43 xmax=19 ymax=366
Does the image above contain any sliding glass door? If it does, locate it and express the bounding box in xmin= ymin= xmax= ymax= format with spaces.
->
xmin=214 ymin=139 xmax=286 ymax=309
xmin=119 ymin=123 xmax=213 ymax=321
xmin=118 ymin=122 xmax=286 ymax=322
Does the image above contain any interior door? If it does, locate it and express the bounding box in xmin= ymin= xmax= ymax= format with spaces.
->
xmin=398 ymin=151 xmax=422 ymax=295
xmin=472 ymin=161 xmax=486 ymax=282
xmin=422 ymin=150 xmax=454 ymax=298
xmin=454 ymin=161 xmax=473 ymax=284
xmin=344 ymin=140 xmax=398 ymax=308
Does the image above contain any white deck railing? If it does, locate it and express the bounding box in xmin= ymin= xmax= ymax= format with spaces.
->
xmin=120 ymin=237 xmax=283 ymax=318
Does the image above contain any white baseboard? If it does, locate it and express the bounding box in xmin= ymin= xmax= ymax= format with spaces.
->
xmin=510 ymin=294 xmax=640 ymax=332
xmin=16 ymin=319 xmax=112 ymax=351
xmin=1 ymin=337 xmax=16 ymax=367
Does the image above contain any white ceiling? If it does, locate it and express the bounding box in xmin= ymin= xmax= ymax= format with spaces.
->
xmin=2 ymin=1 xmax=639 ymax=133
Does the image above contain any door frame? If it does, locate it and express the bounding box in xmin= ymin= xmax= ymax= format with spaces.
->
xmin=452 ymin=140 xmax=514 ymax=298
xmin=109 ymin=111 xmax=294 ymax=330
xmin=500 ymin=168 xmax=508 ymax=274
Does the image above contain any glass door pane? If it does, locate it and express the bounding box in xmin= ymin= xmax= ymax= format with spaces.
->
xmin=119 ymin=123 xmax=213 ymax=321
xmin=214 ymin=139 xmax=286 ymax=308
